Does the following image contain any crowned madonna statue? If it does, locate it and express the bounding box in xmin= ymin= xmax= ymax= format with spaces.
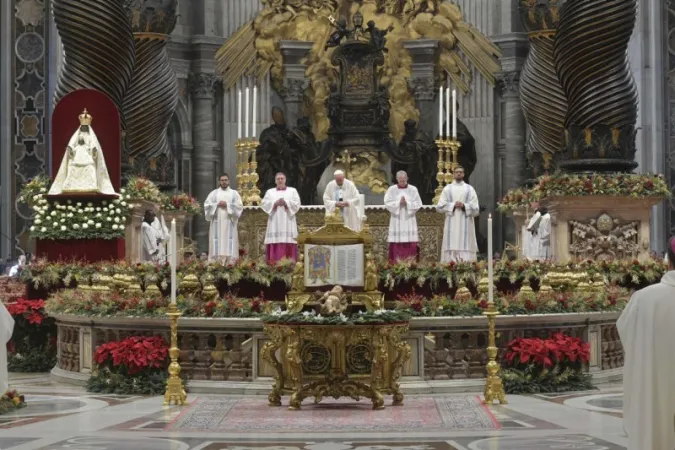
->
xmin=48 ymin=109 xmax=117 ymax=196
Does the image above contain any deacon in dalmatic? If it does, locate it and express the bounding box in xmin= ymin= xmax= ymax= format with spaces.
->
xmin=141 ymin=209 xmax=161 ymax=263
xmin=384 ymin=171 xmax=423 ymax=263
xmin=436 ymin=166 xmax=480 ymax=262
xmin=618 ymin=237 xmax=675 ymax=450
xmin=524 ymin=202 xmax=551 ymax=261
xmin=261 ymin=172 xmax=302 ymax=263
xmin=204 ymin=174 xmax=243 ymax=263
xmin=323 ymin=170 xmax=362 ymax=232
xmin=0 ymin=299 xmax=14 ymax=394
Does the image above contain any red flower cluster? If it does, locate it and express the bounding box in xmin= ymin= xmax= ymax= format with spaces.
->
xmin=396 ymin=289 xmax=425 ymax=312
xmin=6 ymin=299 xmax=46 ymax=325
xmin=505 ymin=333 xmax=590 ymax=369
xmin=94 ymin=336 xmax=169 ymax=375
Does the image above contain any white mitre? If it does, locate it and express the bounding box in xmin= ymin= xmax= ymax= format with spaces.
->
xmin=48 ymin=109 xmax=117 ymax=196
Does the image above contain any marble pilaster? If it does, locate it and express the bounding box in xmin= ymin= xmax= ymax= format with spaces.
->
xmin=0 ymin=1 xmax=12 ymax=259
xmin=403 ymin=40 xmax=439 ymax=139
xmin=190 ymin=72 xmax=220 ymax=252
xmin=279 ymin=41 xmax=312 ymax=127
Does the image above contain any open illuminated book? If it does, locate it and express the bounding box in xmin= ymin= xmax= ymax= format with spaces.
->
xmin=303 ymin=243 xmax=364 ymax=287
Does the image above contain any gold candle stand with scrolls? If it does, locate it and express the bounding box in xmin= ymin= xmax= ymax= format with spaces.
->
xmin=432 ymin=138 xmax=462 ymax=204
xmin=246 ymin=139 xmax=261 ymax=206
xmin=483 ymin=302 xmax=507 ymax=405
xmin=236 ymin=139 xmax=250 ymax=204
xmin=163 ymin=303 xmax=187 ymax=406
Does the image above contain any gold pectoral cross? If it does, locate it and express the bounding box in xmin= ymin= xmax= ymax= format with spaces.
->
xmin=335 ymin=150 xmax=357 ymax=179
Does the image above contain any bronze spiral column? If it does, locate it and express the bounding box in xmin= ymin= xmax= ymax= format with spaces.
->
xmin=553 ymin=0 xmax=639 ymax=172
xmin=52 ymin=0 xmax=136 ymax=128
xmin=123 ymin=1 xmax=179 ymax=158
xmin=518 ymin=0 xmax=567 ymax=177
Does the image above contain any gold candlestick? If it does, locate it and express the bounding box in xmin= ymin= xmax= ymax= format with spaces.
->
xmin=447 ymin=139 xmax=461 ymax=172
xmin=443 ymin=139 xmax=452 ymax=184
xmin=433 ymin=139 xmax=446 ymax=204
xmin=163 ymin=303 xmax=187 ymax=406
xmin=241 ymin=140 xmax=251 ymax=205
xmin=247 ymin=139 xmax=261 ymax=206
xmin=236 ymin=139 xmax=244 ymax=193
xmin=483 ymin=302 xmax=507 ymax=405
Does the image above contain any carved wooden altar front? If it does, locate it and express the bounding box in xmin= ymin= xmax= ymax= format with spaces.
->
xmin=262 ymin=322 xmax=411 ymax=410
xmin=239 ymin=205 xmax=445 ymax=263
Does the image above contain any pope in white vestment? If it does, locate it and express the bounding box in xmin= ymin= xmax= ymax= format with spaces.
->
xmin=1 ymin=301 xmax=15 ymax=394
xmin=384 ymin=171 xmax=422 ymax=263
xmin=436 ymin=166 xmax=480 ymax=263
xmin=618 ymin=240 xmax=675 ymax=450
xmin=49 ymin=109 xmax=117 ymax=196
xmin=261 ymin=173 xmax=301 ymax=263
xmin=323 ymin=170 xmax=362 ymax=232
xmin=151 ymin=213 xmax=170 ymax=263
xmin=204 ymin=174 xmax=243 ymax=263
xmin=141 ymin=210 xmax=160 ymax=262
xmin=524 ymin=206 xmax=552 ymax=261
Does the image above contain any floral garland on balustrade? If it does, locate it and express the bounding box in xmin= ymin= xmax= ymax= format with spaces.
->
xmin=22 ymin=258 xmax=666 ymax=295
xmin=161 ymin=191 xmax=201 ymax=215
xmin=123 ymin=176 xmax=164 ymax=204
xmin=498 ymin=172 xmax=670 ymax=212
xmin=19 ymin=175 xmax=132 ymax=240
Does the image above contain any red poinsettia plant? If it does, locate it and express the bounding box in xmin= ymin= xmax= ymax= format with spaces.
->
xmin=6 ymin=299 xmax=47 ymax=325
xmin=505 ymin=332 xmax=590 ymax=370
xmin=94 ymin=336 xmax=169 ymax=375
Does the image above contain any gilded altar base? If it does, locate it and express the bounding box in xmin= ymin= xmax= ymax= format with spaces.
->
xmin=262 ymin=323 xmax=411 ymax=410
xmin=239 ymin=205 xmax=445 ymax=263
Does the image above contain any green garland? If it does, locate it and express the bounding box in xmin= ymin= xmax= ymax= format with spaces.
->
xmin=261 ymin=310 xmax=411 ymax=325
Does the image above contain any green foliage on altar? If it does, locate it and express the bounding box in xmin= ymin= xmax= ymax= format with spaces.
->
xmin=260 ymin=309 xmax=411 ymax=325
xmin=498 ymin=172 xmax=670 ymax=212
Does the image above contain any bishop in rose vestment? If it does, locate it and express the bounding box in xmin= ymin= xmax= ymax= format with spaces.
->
xmin=436 ymin=166 xmax=480 ymax=263
xmin=1 ymin=300 xmax=15 ymax=394
xmin=204 ymin=174 xmax=243 ymax=263
xmin=261 ymin=173 xmax=301 ymax=263
xmin=618 ymin=238 xmax=675 ymax=450
xmin=384 ymin=171 xmax=422 ymax=263
xmin=323 ymin=170 xmax=362 ymax=232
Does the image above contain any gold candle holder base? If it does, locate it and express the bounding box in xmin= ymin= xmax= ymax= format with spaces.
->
xmin=163 ymin=303 xmax=187 ymax=406
xmin=482 ymin=302 xmax=507 ymax=405
xmin=247 ymin=139 xmax=261 ymax=206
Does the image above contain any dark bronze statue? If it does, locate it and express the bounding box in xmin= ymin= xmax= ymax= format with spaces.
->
xmin=326 ymin=17 xmax=349 ymax=49
xmin=440 ymin=113 xmax=477 ymax=185
xmin=286 ymin=117 xmax=329 ymax=204
xmin=391 ymin=119 xmax=437 ymax=204
xmin=367 ymin=21 xmax=394 ymax=52
xmin=256 ymin=107 xmax=300 ymax=193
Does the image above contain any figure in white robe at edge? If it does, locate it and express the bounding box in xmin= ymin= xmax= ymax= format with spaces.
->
xmin=384 ymin=171 xmax=422 ymax=263
xmin=436 ymin=165 xmax=480 ymax=262
xmin=618 ymin=237 xmax=675 ymax=450
xmin=141 ymin=209 xmax=160 ymax=262
xmin=0 ymin=300 xmax=14 ymax=394
xmin=323 ymin=170 xmax=362 ymax=232
xmin=261 ymin=172 xmax=301 ymax=263
xmin=204 ymin=174 xmax=243 ymax=263
xmin=524 ymin=202 xmax=551 ymax=261
xmin=49 ymin=109 xmax=117 ymax=196
xmin=151 ymin=206 xmax=170 ymax=263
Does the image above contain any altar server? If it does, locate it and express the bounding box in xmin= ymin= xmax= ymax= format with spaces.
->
xmin=8 ymin=255 xmax=25 ymax=278
xmin=141 ymin=209 xmax=160 ymax=262
xmin=0 ymin=300 xmax=14 ymax=393
xmin=323 ymin=170 xmax=362 ymax=232
xmin=384 ymin=171 xmax=422 ymax=263
xmin=261 ymin=172 xmax=301 ymax=263
xmin=204 ymin=174 xmax=243 ymax=263
xmin=151 ymin=205 xmax=170 ymax=263
xmin=524 ymin=202 xmax=552 ymax=261
xmin=436 ymin=166 xmax=480 ymax=262
xmin=618 ymin=237 xmax=675 ymax=450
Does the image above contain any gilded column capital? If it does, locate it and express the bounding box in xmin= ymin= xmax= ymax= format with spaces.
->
xmin=519 ymin=0 xmax=565 ymax=35
xmin=407 ymin=78 xmax=435 ymax=101
xmin=280 ymin=78 xmax=309 ymax=102
xmin=188 ymin=73 xmax=220 ymax=99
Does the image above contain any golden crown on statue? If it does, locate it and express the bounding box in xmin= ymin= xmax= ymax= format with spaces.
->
xmin=79 ymin=109 xmax=92 ymax=126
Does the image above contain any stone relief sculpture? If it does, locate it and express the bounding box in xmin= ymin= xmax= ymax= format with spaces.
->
xmin=569 ymin=213 xmax=639 ymax=260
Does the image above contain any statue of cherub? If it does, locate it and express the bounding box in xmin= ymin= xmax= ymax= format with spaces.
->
xmin=291 ymin=254 xmax=305 ymax=292
xmin=319 ymin=285 xmax=348 ymax=315
xmin=364 ymin=253 xmax=378 ymax=292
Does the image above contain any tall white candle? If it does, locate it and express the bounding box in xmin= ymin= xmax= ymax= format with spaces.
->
xmin=245 ymin=87 xmax=250 ymax=139
xmin=170 ymin=219 xmax=177 ymax=304
xmin=438 ymin=85 xmax=443 ymax=138
xmin=452 ymin=89 xmax=457 ymax=139
xmin=445 ymin=86 xmax=450 ymax=139
xmin=237 ymin=89 xmax=242 ymax=139
xmin=487 ymin=214 xmax=494 ymax=304
xmin=252 ymin=85 xmax=257 ymax=138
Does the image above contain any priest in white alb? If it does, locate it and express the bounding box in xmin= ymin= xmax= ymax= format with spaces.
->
xmin=0 ymin=300 xmax=14 ymax=394
xmin=323 ymin=170 xmax=362 ymax=231
xmin=261 ymin=172 xmax=301 ymax=263
xmin=436 ymin=166 xmax=480 ymax=262
xmin=618 ymin=237 xmax=675 ymax=450
xmin=384 ymin=171 xmax=422 ymax=263
xmin=524 ymin=202 xmax=551 ymax=261
xmin=141 ymin=209 xmax=160 ymax=262
xmin=204 ymin=174 xmax=243 ymax=263
xmin=49 ymin=109 xmax=117 ymax=196
xmin=151 ymin=205 xmax=170 ymax=263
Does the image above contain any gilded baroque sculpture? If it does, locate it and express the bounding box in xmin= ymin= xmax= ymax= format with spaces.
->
xmin=569 ymin=213 xmax=639 ymax=260
xmin=319 ymin=285 xmax=348 ymax=315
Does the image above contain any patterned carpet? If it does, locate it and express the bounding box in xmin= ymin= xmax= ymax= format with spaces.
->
xmin=167 ymin=395 xmax=500 ymax=433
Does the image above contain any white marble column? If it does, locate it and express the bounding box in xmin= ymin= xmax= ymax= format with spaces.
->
xmin=0 ymin=0 xmax=12 ymax=259
xmin=190 ymin=73 xmax=220 ymax=252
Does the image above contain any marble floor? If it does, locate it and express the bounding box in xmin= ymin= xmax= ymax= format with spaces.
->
xmin=0 ymin=374 xmax=627 ymax=450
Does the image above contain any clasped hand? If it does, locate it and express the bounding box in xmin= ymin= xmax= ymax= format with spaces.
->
xmin=399 ymin=196 xmax=407 ymax=206
xmin=218 ymin=200 xmax=227 ymax=208
xmin=274 ymin=198 xmax=287 ymax=208
xmin=336 ymin=201 xmax=349 ymax=208
xmin=454 ymin=201 xmax=464 ymax=209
